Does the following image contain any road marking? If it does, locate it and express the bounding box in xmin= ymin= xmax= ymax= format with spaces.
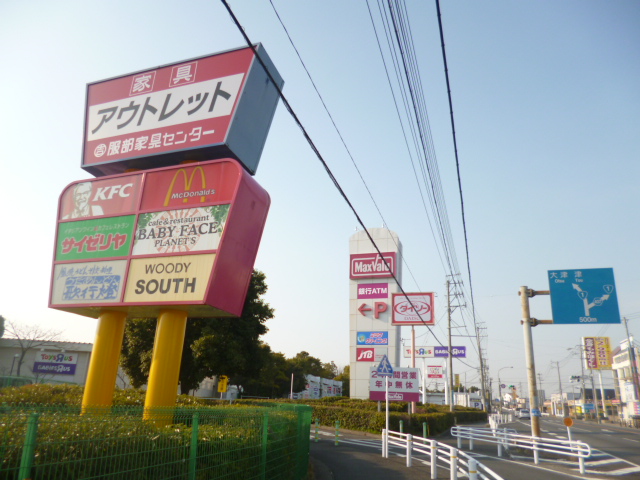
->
xmin=623 ymin=438 xmax=640 ymax=443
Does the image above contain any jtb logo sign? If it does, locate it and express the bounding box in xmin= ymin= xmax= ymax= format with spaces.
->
xmin=356 ymin=348 xmax=375 ymax=362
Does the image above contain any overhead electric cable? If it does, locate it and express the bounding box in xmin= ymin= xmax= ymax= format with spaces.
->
xmin=220 ymin=0 xmax=447 ymax=343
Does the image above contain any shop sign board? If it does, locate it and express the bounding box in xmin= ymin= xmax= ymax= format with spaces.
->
xmin=391 ymin=292 xmax=434 ymax=326
xmin=434 ymin=346 xmax=466 ymax=358
xmin=369 ymin=367 xmax=420 ymax=402
xmin=33 ymin=351 xmax=78 ymax=376
xmin=356 ymin=331 xmax=388 ymax=345
xmin=427 ymin=365 xmax=443 ymax=378
xmin=349 ymin=252 xmax=396 ymax=279
xmin=403 ymin=347 xmax=435 ymax=358
xmin=583 ymin=336 xmax=612 ymax=370
xmin=356 ymin=283 xmax=389 ymax=299
xmin=50 ymin=158 xmax=269 ymax=319
xmin=82 ymin=45 xmax=283 ymax=177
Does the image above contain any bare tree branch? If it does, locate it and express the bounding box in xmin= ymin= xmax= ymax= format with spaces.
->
xmin=3 ymin=318 xmax=63 ymax=376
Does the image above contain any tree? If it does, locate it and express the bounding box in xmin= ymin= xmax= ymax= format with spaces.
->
xmin=334 ymin=365 xmax=350 ymax=397
xmin=121 ymin=270 xmax=274 ymax=393
xmin=3 ymin=318 xmax=63 ymax=376
xmin=233 ymin=343 xmax=295 ymax=398
xmin=0 ymin=315 xmax=5 ymax=339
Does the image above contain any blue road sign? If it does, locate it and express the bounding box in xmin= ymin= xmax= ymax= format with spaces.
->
xmin=531 ymin=408 xmax=541 ymax=417
xmin=376 ymin=355 xmax=394 ymax=377
xmin=548 ymin=268 xmax=621 ymax=324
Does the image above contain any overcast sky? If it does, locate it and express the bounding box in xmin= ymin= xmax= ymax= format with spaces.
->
xmin=1 ymin=1 xmax=639 ymax=397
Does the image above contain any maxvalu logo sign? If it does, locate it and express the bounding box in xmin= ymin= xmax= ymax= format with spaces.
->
xmin=350 ymin=253 xmax=396 ymax=279
xmin=50 ymin=158 xmax=270 ymax=319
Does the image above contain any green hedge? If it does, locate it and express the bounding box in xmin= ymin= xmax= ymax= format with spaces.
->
xmin=0 ymin=386 xmax=311 ymax=480
xmin=234 ymin=398 xmax=487 ymax=436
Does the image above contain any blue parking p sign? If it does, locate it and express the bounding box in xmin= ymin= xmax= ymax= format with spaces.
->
xmin=548 ymin=268 xmax=621 ymax=324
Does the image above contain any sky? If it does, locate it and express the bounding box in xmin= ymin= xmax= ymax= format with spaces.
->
xmin=1 ymin=0 xmax=639 ymax=399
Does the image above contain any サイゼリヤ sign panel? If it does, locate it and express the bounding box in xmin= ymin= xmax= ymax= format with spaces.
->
xmin=82 ymin=45 xmax=283 ymax=177
xmin=50 ymin=158 xmax=270 ymax=319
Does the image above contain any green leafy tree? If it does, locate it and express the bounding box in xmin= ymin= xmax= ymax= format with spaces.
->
xmin=120 ymin=270 xmax=274 ymax=393
xmin=334 ymin=365 xmax=350 ymax=397
xmin=233 ymin=344 xmax=298 ymax=398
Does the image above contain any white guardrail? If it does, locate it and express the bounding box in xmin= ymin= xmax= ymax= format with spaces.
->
xmin=382 ymin=429 xmax=505 ymax=480
xmin=451 ymin=425 xmax=591 ymax=475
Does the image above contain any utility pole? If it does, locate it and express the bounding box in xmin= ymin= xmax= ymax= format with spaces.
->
xmin=447 ymin=279 xmax=454 ymax=412
xmin=623 ymin=317 xmax=640 ymax=411
xmin=556 ymin=361 xmax=564 ymax=416
xmin=476 ymin=325 xmax=489 ymax=412
xmin=445 ymin=275 xmax=466 ymax=412
xmin=520 ymin=286 xmax=542 ymax=437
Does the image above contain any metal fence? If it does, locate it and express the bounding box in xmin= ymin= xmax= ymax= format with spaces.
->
xmin=451 ymin=425 xmax=591 ymax=474
xmin=382 ymin=429 xmax=505 ymax=480
xmin=0 ymin=403 xmax=312 ymax=480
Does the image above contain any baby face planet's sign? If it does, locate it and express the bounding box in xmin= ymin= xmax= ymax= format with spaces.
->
xmin=50 ymin=158 xmax=270 ymax=318
xmin=82 ymin=44 xmax=283 ymax=177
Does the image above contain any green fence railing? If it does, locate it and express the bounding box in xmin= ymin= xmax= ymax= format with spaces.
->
xmin=0 ymin=403 xmax=312 ymax=480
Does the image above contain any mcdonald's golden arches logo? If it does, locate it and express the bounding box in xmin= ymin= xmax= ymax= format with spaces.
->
xmin=164 ymin=167 xmax=216 ymax=206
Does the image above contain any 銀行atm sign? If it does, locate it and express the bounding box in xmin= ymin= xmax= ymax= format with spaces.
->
xmin=50 ymin=158 xmax=269 ymax=319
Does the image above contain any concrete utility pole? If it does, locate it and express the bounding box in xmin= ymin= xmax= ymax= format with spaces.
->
xmin=447 ymin=279 xmax=454 ymax=412
xmin=556 ymin=361 xmax=565 ymax=416
xmin=623 ymin=317 xmax=640 ymax=407
xmin=520 ymin=286 xmax=542 ymax=437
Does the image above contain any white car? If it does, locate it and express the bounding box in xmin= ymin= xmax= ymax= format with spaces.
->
xmin=518 ymin=409 xmax=531 ymax=419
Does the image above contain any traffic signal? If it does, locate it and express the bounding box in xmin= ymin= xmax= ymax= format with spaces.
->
xmin=217 ymin=375 xmax=229 ymax=393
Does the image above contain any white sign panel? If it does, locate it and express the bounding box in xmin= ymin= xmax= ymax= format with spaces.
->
xmin=391 ymin=292 xmax=435 ymax=326
xmin=133 ymin=205 xmax=229 ymax=255
xmin=87 ymin=74 xmax=244 ymax=142
xmin=403 ymin=347 xmax=435 ymax=358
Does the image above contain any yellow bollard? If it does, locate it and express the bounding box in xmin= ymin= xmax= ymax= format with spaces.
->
xmin=143 ymin=309 xmax=188 ymax=424
xmin=82 ymin=310 xmax=127 ymax=414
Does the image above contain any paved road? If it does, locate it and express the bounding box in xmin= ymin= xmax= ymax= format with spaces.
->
xmin=309 ymin=422 xmax=640 ymax=480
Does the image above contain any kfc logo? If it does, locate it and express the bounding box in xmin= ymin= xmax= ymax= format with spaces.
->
xmin=357 ymin=348 xmax=375 ymax=362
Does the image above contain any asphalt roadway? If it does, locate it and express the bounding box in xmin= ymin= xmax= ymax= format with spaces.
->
xmin=308 ymin=423 xmax=640 ymax=480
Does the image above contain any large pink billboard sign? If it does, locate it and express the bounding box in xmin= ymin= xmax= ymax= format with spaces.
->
xmin=50 ymin=158 xmax=269 ymax=319
xmin=82 ymin=45 xmax=283 ymax=177
xmin=369 ymin=367 xmax=420 ymax=402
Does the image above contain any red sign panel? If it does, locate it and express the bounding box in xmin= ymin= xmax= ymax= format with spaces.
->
xmin=140 ymin=161 xmax=239 ymax=210
xmin=50 ymin=158 xmax=270 ymax=319
xmin=59 ymin=175 xmax=142 ymax=220
xmin=82 ymin=45 xmax=283 ymax=177
xmin=356 ymin=348 xmax=375 ymax=362
xmin=349 ymin=252 xmax=397 ymax=279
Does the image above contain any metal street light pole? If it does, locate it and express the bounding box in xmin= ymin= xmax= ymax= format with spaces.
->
xmin=9 ymin=354 xmax=19 ymax=376
xmin=498 ymin=366 xmax=513 ymax=414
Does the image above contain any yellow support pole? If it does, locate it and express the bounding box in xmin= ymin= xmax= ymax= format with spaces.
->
xmin=144 ymin=309 xmax=188 ymax=423
xmin=81 ymin=310 xmax=127 ymax=414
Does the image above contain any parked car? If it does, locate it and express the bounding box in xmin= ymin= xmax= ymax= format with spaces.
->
xmin=518 ymin=409 xmax=531 ymax=419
